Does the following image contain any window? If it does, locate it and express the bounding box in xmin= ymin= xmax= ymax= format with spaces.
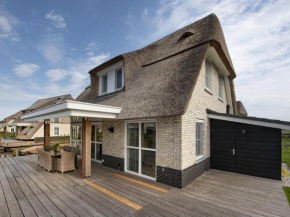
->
xmin=115 ymin=68 xmax=123 ymax=89
xmin=196 ymin=120 xmax=204 ymax=158
xmin=54 ymin=127 xmax=60 ymax=136
xmin=126 ymin=121 xmax=156 ymax=179
xmin=219 ymin=74 xmax=223 ymax=99
xmin=54 ymin=117 xmax=59 ymax=123
xmin=205 ymin=58 xmax=212 ymax=91
xmin=102 ymin=74 xmax=108 ymax=93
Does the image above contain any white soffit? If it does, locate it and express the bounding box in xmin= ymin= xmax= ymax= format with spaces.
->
xmin=207 ymin=47 xmax=230 ymax=76
xmin=208 ymin=114 xmax=290 ymax=130
xmin=21 ymin=100 xmax=122 ymax=122
xmin=0 ymin=123 xmax=31 ymax=127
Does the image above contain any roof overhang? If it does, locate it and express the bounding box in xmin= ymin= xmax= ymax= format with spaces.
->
xmin=21 ymin=100 xmax=122 ymax=122
xmin=208 ymin=111 xmax=290 ymax=130
xmin=0 ymin=123 xmax=31 ymax=127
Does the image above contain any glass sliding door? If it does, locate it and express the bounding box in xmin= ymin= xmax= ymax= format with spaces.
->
xmin=91 ymin=123 xmax=102 ymax=162
xmin=126 ymin=121 xmax=156 ymax=179
xmin=71 ymin=124 xmax=82 ymax=156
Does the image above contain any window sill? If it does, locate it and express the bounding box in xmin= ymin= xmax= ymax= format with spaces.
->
xmin=218 ymin=97 xmax=223 ymax=102
xmin=196 ymin=156 xmax=204 ymax=164
xmin=204 ymin=88 xmax=213 ymax=95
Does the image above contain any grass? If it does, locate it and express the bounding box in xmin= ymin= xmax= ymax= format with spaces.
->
xmin=283 ymin=187 xmax=290 ymax=206
xmin=282 ymin=147 xmax=290 ymax=167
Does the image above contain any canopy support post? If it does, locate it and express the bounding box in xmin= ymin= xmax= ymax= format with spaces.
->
xmin=44 ymin=120 xmax=50 ymax=147
xmin=81 ymin=118 xmax=91 ymax=179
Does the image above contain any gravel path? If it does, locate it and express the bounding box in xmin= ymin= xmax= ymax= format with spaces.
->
xmin=282 ymin=163 xmax=290 ymax=187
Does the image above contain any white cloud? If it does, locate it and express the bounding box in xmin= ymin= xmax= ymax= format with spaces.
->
xmin=46 ymin=69 xmax=69 ymax=82
xmin=86 ymin=52 xmax=94 ymax=56
xmin=46 ymin=10 xmax=66 ymax=29
xmin=13 ymin=63 xmax=39 ymax=77
xmin=125 ymin=0 xmax=290 ymax=121
xmin=43 ymin=53 xmax=110 ymax=97
xmin=86 ymin=41 xmax=99 ymax=51
xmin=0 ymin=4 xmax=20 ymax=42
xmin=39 ymin=36 xmax=64 ymax=64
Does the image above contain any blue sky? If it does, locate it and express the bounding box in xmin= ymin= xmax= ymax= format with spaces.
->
xmin=0 ymin=0 xmax=290 ymax=121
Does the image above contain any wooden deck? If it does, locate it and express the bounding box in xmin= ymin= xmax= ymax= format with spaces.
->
xmin=0 ymin=155 xmax=289 ymax=217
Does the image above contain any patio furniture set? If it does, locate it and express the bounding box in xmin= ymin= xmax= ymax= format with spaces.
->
xmin=37 ymin=146 xmax=78 ymax=174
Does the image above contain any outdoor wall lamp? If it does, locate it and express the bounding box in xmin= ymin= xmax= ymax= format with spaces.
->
xmin=108 ymin=127 xmax=114 ymax=133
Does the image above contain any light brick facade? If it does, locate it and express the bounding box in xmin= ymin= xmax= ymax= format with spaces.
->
xmin=181 ymin=58 xmax=228 ymax=169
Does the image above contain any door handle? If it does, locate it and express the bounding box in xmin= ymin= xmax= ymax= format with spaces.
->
xmin=231 ymin=148 xmax=235 ymax=155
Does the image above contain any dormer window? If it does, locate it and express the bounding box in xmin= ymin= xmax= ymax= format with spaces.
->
xmin=178 ymin=32 xmax=194 ymax=42
xmin=115 ymin=68 xmax=123 ymax=89
xmin=98 ymin=60 xmax=124 ymax=95
xmin=102 ymin=74 xmax=108 ymax=93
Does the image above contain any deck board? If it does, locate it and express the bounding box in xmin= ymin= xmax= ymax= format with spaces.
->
xmin=0 ymin=155 xmax=289 ymax=217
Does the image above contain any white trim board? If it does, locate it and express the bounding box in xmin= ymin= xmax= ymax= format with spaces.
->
xmin=208 ymin=114 xmax=290 ymax=130
xmin=21 ymin=100 xmax=122 ymax=122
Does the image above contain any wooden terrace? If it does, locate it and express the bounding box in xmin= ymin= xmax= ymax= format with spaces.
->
xmin=0 ymin=155 xmax=289 ymax=217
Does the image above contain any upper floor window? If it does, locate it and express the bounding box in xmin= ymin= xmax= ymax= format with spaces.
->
xmin=115 ymin=68 xmax=123 ymax=89
xmin=102 ymin=74 xmax=108 ymax=93
xmin=219 ymin=73 xmax=223 ymax=100
xmin=98 ymin=61 xmax=124 ymax=95
xmin=205 ymin=58 xmax=212 ymax=91
xmin=54 ymin=117 xmax=59 ymax=123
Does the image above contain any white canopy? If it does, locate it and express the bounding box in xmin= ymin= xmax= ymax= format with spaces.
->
xmin=0 ymin=123 xmax=31 ymax=127
xmin=21 ymin=100 xmax=122 ymax=122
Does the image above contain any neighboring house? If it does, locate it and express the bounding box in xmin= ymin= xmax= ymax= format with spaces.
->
xmin=1 ymin=95 xmax=73 ymax=140
xmin=22 ymin=14 xmax=290 ymax=188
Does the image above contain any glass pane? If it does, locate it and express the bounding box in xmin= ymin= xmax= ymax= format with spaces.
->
xmin=77 ymin=141 xmax=82 ymax=156
xmin=127 ymin=148 xmax=139 ymax=173
xmin=102 ymin=75 xmax=108 ymax=93
xmin=72 ymin=126 xmax=75 ymax=139
xmin=77 ymin=126 xmax=82 ymax=140
xmin=91 ymin=143 xmax=95 ymax=159
xmin=71 ymin=140 xmax=76 ymax=148
xmin=141 ymin=123 xmax=156 ymax=149
xmin=96 ymin=126 xmax=102 ymax=142
xmin=96 ymin=144 xmax=102 ymax=161
xmin=116 ymin=68 xmax=122 ymax=89
xmin=127 ymin=123 xmax=139 ymax=147
xmin=91 ymin=125 xmax=96 ymax=142
xmin=141 ymin=150 xmax=156 ymax=178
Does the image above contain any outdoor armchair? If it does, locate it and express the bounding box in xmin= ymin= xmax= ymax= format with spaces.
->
xmin=56 ymin=151 xmax=77 ymax=174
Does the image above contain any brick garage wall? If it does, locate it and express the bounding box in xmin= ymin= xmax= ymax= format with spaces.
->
xmin=181 ymin=58 xmax=228 ymax=170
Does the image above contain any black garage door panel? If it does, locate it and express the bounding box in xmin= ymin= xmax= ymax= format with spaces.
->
xmin=211 ymin=119 xmax=281 ymax=180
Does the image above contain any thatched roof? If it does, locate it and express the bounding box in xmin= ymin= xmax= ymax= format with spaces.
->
xmin=23 ymin=94 xmax=73 ymax=112
xmin=77 ymin=14 xmax=237 ymax=119
xmin=236 ymin=101 xmax=248 ymax=116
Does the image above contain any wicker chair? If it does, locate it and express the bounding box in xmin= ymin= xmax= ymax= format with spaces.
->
xmin=56 ymin=151 xmax=76 ymax=174
xmin=38 ymin=150 xmax=52 ymax=172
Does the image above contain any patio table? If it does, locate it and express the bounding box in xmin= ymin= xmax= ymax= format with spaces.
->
xmin=50 ymin=151 xmax=61 ymax=173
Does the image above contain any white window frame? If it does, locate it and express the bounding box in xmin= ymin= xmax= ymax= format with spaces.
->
xmin=54 ymin=127 xmax=60 ymax=136
xmin=205 ymin=58 xmax=212 ymax=92
xmin=218 ymin=73 xmax=224 ymax=101
xmin=70 ymin=123 xmax=82 ymax=157
xmin=124 ymin=119 xmax=157 ymax=181
xmin=196 ymin=119 xmax=204 ymax=161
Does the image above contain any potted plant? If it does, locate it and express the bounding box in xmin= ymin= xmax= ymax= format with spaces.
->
xmin=53 ymin=143 xmax=59 ymax=153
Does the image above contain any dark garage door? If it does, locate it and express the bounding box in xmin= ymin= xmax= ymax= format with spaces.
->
xmin=210 ymin=119 xmax=281 ymax=180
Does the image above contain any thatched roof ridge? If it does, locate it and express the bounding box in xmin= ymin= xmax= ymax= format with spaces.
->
xmin=23 ymin=94 xmax=73 ymax=111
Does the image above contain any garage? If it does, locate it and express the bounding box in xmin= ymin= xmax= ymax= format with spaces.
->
xmin=208 ymin=110 xmax=290 ymax=181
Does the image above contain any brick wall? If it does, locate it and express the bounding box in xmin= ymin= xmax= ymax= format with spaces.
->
xmin=181 ymin=58 xmax=228 ymax=169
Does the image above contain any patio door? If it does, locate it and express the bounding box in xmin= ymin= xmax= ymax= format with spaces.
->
xmin=91 ymin=123 xmax=102 ymax=162
xmin=125 ymin=121 xmax=156 ymax=179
